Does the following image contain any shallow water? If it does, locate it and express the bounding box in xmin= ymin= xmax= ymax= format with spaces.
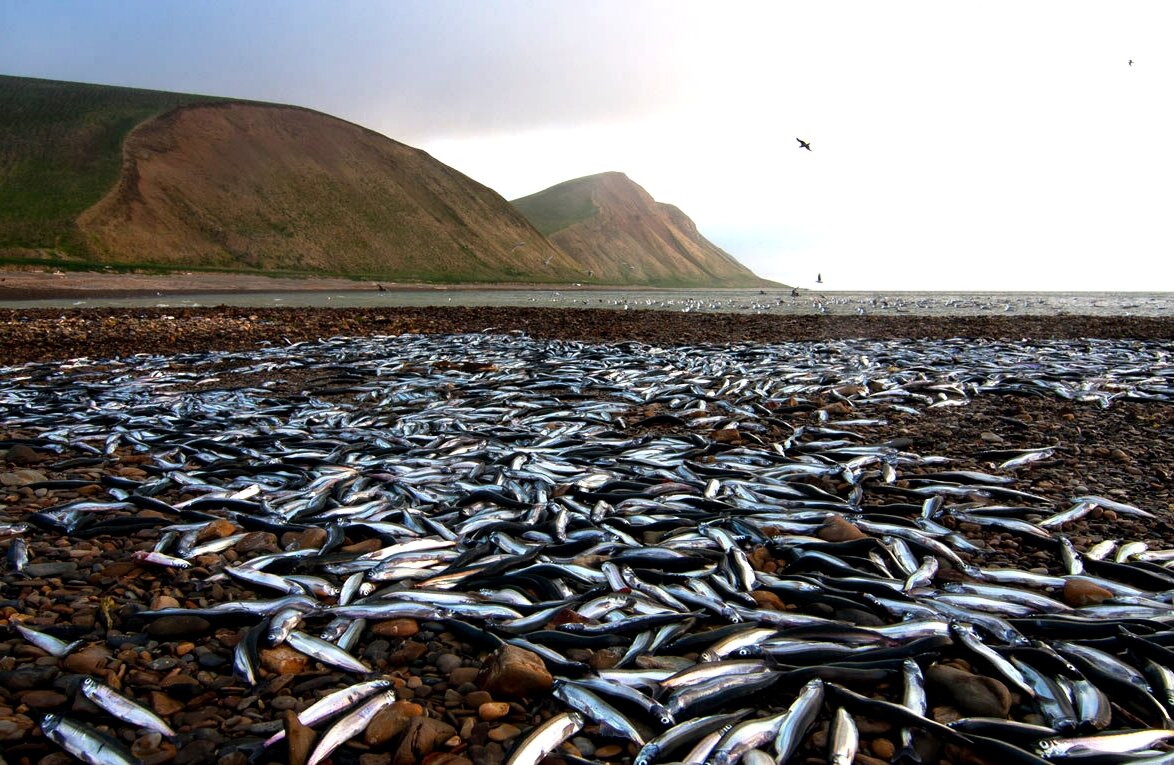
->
xmin=6 ymin=288 xmax=1172 ymax=316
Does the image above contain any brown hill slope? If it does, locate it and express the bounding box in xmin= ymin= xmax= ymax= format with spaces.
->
xmin=512 ymin=172 xmax=776 ymax=287
xmin=77 ymin=102 xmax=582 ymax=282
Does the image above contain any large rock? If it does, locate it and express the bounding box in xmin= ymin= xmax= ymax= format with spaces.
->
xmin=926 ymin=664 xmax=1012 ymax=718
xmin=817 ymin=516 xmax=867 ymax=542
xmin=0 ymin=469 xmax=47 ymax=486
xmin=285 ymin=709 xmax=316 ymax=765
xmin=147 ymin=614 xmax=212 ymax=639
xmin=1063 ymin=577 xmax=1114 ymax=606
xmin=477 ymin=645 xmax=553 ymax=700
xmin=392 ymin=717 xmax=457 ymax=765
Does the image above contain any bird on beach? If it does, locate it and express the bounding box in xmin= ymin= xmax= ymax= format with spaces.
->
xmin=797 ymin=138 xmax=812 ymax=151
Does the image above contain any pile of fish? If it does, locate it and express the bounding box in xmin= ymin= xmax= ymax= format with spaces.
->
xmin=2 ymin=331 xmax=1174 ymax=765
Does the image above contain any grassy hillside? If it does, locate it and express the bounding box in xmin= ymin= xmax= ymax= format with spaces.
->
xmin=513 ymin=172 xmax=778 ymax=288
xmin=75 ymin=102 xmax=581 ymax=282
xmin=0 ymin=76 xmax=581 ymax=283
xmin=0 ymin=75 xmax=227 ymax=258
xmin=512 ymin=177 xmax=600 ymax=236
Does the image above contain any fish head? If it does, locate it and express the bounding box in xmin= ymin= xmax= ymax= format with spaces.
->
xmin=1036 ymin=739 xmax=1063 ymax=758
xmin=40 ymin=713 xmax=61 ymax=735
xmin=651 ymin=704 xmax=675 ymax=727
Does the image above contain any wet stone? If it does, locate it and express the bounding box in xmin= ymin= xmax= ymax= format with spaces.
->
xmin=0 ymin=667 xmax=57 ymax=692
xmin=59 ymin=647 xmax=110 ymax=675
xmin=147 ymin=615 xmax=212 ymax=639
xmin=387 ymin=640 xmax=427 ymax=665
xmin=436 ymin=653 xmax=463 ymax=674
xmin=174 ymin=739 xmax=218 ymax=765
xmin=23 ymin=562 xmax=78 ymax=578
xmin=20 ymin=690 xmax=67 ymax=709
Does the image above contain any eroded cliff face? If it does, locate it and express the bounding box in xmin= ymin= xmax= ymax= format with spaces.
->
xmin=512 ymin=171 xmax=773 ymax=287
xmin=78 ymin=102 xmax=579 ymax=282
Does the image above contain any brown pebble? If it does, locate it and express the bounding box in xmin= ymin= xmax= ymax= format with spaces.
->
xmin=393 ymin=717 xmax=457 ymax=765
xmin=5 ymin=445 xmax=43 ymax=465
xmin=197 ymin=519 xmax=238 ymax=541
xmin=931 ymin=705 xmax=963 ymax=725
xmin=1063 ymin=577 xmax=1114 ymax=606
xmin=19 ymin=690 xmax=67 ymax=709
xmin=282 ymin=526 xmax=328 ymax=551
xmin=871 ymin=737 xmax=897 ymax=759
xmin=0 ymin=714 xmax=34 ymax=742
xmin=260 ymin=645 xmax=308 ymax=675
xmin=340 ymin=538 xmax=384 ymax=554
xmin=150 ymin=691 xmax=185 ymax=717
xmin=478 ymin=701 xmax=510 ymax=721
xmin=855 ymin=755 xmax=892 ymax=765
xmin=478 ymin=645 xmax=553 ymax=699
xmin=147 ymin=614 xmax=212 ymax=639
xmin=450 ymin=666 xmax=480 ymax=686
xmin=588 ymin=648 xmax=622 ymax=670
xmin=487 ymin=723 xmax=521 ymax=742
xmin=61 ymin=647 xmax=110 ymax=675
xmin=285 ymin=708 xmax=316 ymax=765
xmin=817 ymin=515 xmax=867 ymax=542
xmin=233 ymin=531 xmax=278 ymax=553
xmin=371 ymin=618 xmax=419 ymax=638
xmin=419 ymin=755 xmax=472 ymax=765
xmin=465 ymin=690 xmax=493 ymax=707
xmin=150 ymin=595 xmax=181 ymax=611
xmin=926 ymin=664 xmax=1011 ymax=718
xmin=388 ymin=640 xmax=428 ymax=666
xmin=749 ymin=590 xmax=787 ymax=610
xmin=360 ymin=755 xmax=393 ymax=765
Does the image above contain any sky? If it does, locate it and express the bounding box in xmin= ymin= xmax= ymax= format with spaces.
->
xmin=2 ymin=1 xmax=1172 ymax=292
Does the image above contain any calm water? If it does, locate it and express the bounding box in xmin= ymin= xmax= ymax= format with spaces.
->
xmin=5 ymin=288 xmax=1172 ymax=317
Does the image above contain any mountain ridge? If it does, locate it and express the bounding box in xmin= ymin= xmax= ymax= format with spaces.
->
xmin=2 ymin=75 xmax=775 ymax=286
xmin=512 ymin=172 xmax=776 ymax=288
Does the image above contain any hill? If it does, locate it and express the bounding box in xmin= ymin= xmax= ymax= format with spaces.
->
xmin=512 ymin=172 xmax=776 ymax=287
xmin=0 ymin=75 xmax=228 ymax=258
xmin=0 ymin=75 xmax=582 ymax=283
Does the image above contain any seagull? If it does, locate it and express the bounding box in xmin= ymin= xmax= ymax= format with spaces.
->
xmin=1129 ymin=59 xmax=1134 ymax=66
xmin=797 ymin=138 xmax=812 ymax=151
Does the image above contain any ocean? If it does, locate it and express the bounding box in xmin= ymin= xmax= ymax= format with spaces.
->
xmin=4 ymin=288 xmax=1172 ymax=316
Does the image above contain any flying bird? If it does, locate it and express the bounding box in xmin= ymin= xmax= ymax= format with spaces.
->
xmin=797 ymin=138 xmax=812 ymax=151
xmin=1129 ymin=59 xmax=1134 ymax=66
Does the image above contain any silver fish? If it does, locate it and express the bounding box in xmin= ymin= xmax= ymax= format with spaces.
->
xmin=505 ymin=711 xmax=585 ymax=765
xmin=828 ymin=707 xmax=859 ymax=765
xmin=264 ymin=678 xmax=393 ymax=747
xmin=306 ymin=689 xmax=397 ymax=765
xmin=80 ymin=676 xmax=176 ymax=737
xmin=16 ymin=623 xmax=81 ymax=657
xmin=41 ymin=713 xmax=138 ymax=765
xmin=1037 ymin=729 xmax=1174 ymax=758
xmin=285 ymin=630 xmax=371 ymax=674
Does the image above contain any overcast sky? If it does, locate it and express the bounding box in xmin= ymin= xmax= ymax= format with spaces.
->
xmin=2 ymin=1 xmax=1172 ymax=291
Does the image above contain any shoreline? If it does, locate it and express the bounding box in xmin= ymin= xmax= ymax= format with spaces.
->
xmin=1 ymin=306 xmax=1172 ymax=366
xmin=0 ymin=270 xmax=781 ymax=301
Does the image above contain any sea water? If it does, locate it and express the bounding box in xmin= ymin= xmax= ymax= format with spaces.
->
xmin=4 ymin=289 xmax=1171 ymax=317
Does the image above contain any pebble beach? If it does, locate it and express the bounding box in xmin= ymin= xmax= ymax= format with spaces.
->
xmin=2 ymin=306 xmax=1174 ymax=765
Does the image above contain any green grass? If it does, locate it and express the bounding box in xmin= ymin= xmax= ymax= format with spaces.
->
xmin=511 ymin=176 xmax=600 ymax=235
xmin=0 ymin=75 xmax=230 ymax=254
